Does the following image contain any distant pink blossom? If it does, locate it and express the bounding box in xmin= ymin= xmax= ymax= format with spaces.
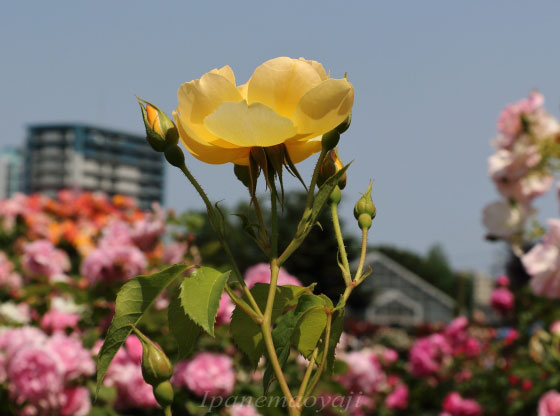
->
xmin=522 ymin=219 xmax=560 ymax=298
xmin=244 ymin=263 xmax=302 ymax=288
xmin=41 ymin=309 xmax=80 ymax=334
xmin=163 ymin=242 xmax=188 ymax=264
xmin=348 ymin=394 xmax=375 ymax=416
xmin=539 ymin=390 xmax=560 ymax=416
xmin=551 ymin=321 xmax=560 ymax=336
xmin=491 ymin=287 xmax=515 ymax=313
xmin=130 ymin=203 xmax=165 ymax=251
xmin=409 ymin=334 xmax=452 ymax=377
xmin=495 ymin=173 xmax=554 ymax=203
xmin=22 ymin=239 xmax=70 ymax=280
xmin=227 ymin=404 xmax=262 ymax=416
xmin=497 ymin=275 xmax=510 ymax=287
xmin=98 ymin=221 xmax=133 ymax=247
xmin=81 ymin=245 xmax=147 ymax=285
xmin=337 ymin=350 xmax=385 ymax=395
xmin=216 ymin=292 xmax=235 ymax=325
xmin=47 ymin=335 xmax=95 ymax=381
xmin=173 ymin=352 xmax=235 ymax=398
xmin=497 ymin=91 xmax=544 ymax=142
xmin=482 ymin=200 xmax=529 ymax=239
xmin=442 ymin=392 xmax=482 ymax=416
xmin=385 ymin=384 xmax=409 ymax=410
xmin=0 ymin=252 xmax=22 ymax=292
xmin=60 ymin=387 xmax=91 ymax=416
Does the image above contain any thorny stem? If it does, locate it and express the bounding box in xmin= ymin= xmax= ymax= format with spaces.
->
xmin=296 ymin=349 xmax=318 ymax=406
xmin=179 ymin=164 xmax=263 ymax=319
xmin=331 ymin=202 xmax=352 ymax=284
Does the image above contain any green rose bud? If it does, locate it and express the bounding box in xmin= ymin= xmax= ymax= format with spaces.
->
xmin=329 ymin=185 xmax=342 ymax=205
xmin=130 ymin=326 xmax=173 ymax=386
xmin=354 ymin=181 xmax=376 ymax=229
xmin=164 ymin=145 xmax=185 ymax=168
xmin=153 ymin=381 xmax=174 ymax=408
xmin=318 ymin=149 xmax=347 ymax=189
xmin=335 ymin=113 xmax=352 ymax=134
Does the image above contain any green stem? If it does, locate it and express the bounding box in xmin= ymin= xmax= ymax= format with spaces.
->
xmin=164 ymin=406 xmax=172 ymax=416
xmin=355 ymin=228 xmax=369 ymax=283
xmin=178 ymin=164 xmax=263 ymax=318
xmin=296 ymin=349 xmax=317 ymax=406
xmin=305 ymin=313 xmax=332 ymax=397
xmin=225 ymin=284 xmax=261 ymax=324
xmin=330 ymin=202 xmax=351 ymax=284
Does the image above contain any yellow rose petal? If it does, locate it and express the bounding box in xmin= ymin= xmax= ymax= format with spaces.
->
xmin=174 ymin=111 xmax=250 ymax=165
xmin=210 ymin=65 xmax=236 ymax=86
xmin=292 ymin=78 xmax=354 ymax=136
xmin=247 ymin=57 xmax=323 ymax=118
xmin=285 ymin=138 xmax=323 ymax=164
xmin=298 ymin=58 xmax=327 ymax=81
xmin=203 ymin=101 xmax=298 ymax=148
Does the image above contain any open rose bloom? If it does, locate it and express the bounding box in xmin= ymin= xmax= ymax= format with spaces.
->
xmin=173 ymin=57 xmax=354 ymax=165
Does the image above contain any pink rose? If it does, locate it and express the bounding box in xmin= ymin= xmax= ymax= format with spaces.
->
xmin=47 ymin=334 xmax=95 ymax=381
xmin=81 ymin=245 xmax=147 ymax=285
xmin=0 ymin=252 xmax=22 ymax=292
xmin=22 ymin=239 xmax=70 ymax=280
xmin=442 ymin=392 xmax=482 ymax=416
xmin=60 ymin=387 xmax=91 ymax=416
xmin=163 ymin=242 xmax=188 ymax=264
xmin=497 ymin=91 xmax=544 ymax=142
xmin=482 ymin=200 xmax=528 ymax=239
xmin=244 ymin=263 xmax=302 ymax=288
xmin=228 ymin=404 xmax=262 ymax=416
xmin=172 ymin=352 xmax=235 ymax=398
xmin=0 ymin=326 xmax=47 ymax=360
xmin=8 ymin=347 xmax=64 ymax=409
xmin=337 ymin=350 xmax=385 ymax=395
xmin=522 ymin=219 xmax=560 ymax=298
xmin=385 ymin=384 xmax=408 ymax=410
xmin=216 ymin=292 xmax=235 ymax=325
xmin=409 ymin=334 xmax=452 ymax=377
xmin=497 ymin=275 xmax=510 ymax=287
xmin=551 ymin=321 xmax=560 ymax=336
xmin=491 ymin=287 xmax=514 ymax=313
xmin=130 ymin=204 xmax=165 ymax=251
xmin=539 ymin=390 xmax=560 ymax=416
xmin=40 ymin=309 xmax=80 ymax=334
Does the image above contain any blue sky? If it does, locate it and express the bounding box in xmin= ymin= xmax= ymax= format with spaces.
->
xmin=2 ymin=1 xmax=560 ymax=273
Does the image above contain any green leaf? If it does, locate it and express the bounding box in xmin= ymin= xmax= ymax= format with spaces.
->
xmin=293 ymin=294 xmax=328 ymax=358
xmin=319 ymin=309 xmax=345 ymax=374
xmin=231 ymin=283 xmax=309 ymax=367
xmin=95 ymin=264 xmax=189 ymax=396
xmin=180 ymin=267 xmax=230 ymax=337
xmin=168 ymin=287 xmax=201 ymax=359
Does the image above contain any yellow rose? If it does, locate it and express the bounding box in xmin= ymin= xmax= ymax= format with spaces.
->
xmin=173 ymin=57 xmax=354 ymax=165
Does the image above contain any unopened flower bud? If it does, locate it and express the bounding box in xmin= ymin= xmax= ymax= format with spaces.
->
xmin=318 ymin=149 xmax=346 ymax=189
xmin=153 ymin=381 xmax=174 ymax=408
xmin=354 ymin=181 xmax=376 ymax=229
xmin=137 ymin=98 xmax=178 ymax=152
xmin=329 ymin=185 xmax=342 ymax=205
xmin=335 ymin=113 xmax=352 ymax=134
xmin=322 ymin=130 xmax=340 ymax=152
xmin=130 ymin=326 xmax=173 ymax=386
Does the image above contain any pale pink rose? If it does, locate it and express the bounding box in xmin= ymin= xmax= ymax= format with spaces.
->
xmin=216 ymin=293 xmax=235 ymax=325
xmin=539 ymin=390 xmax=560 ymax=416
xmin=22 ymin=240 xmax=70 ymax=280
xmin=348 ymin=394 xmax=375 ymax=416
xmin=60 ymin=387 xmax=91 ymax=416
xmin=98 ymin=221 xmax=133 ymax=247
xmin=228 ymin=404 xmax=262 ymax=416
xmin=491 ymin=287 xmax=514 ymax=313
xmin=81 ymin=245 xmax=147 ymax=285
xmin=8 ymin=346 xmax=64 ymax=410
xmin=385 ymin=384 xmax=409 ymax=410
xmin=497 ymin=91 xmax=544 ymax=141
xmin=125 ymin=335 xmax=143 ymax=365
xmin=47 ymin=334 xmax=95 ymax=381
xmin=409 ymin=334 xmax=452 ymax=377
xmin=522 ymin=219 xmax=560 ymax=298
xmin=163 ymin=242 xmax=188 ymax=264
xmin=0 ymin=326 xmax=47 ymax=360
xmin=40 ymin=309 xmax=80 ymax=333
xmin=550 ymin=321 xmax=560 ymax=336
xmin=482 ymin=200 xmax=528 ymax=239
xmin=382 ymin=348 xmax=399 ymax=364
xmin=337 ymin=350 xmax=385 ymax=395
xmin=528 ymin=109 xmax=560 ymax=140
xmin=172 ymin=352 xmax=235 ymax=398
xmin=130 ymin=203 xmax=165 ymax=251
xmin=244 ymin=263 xmax=302 ymax=288
xmin=496 ymin=173 xmax=554 ymax=203
xmin=497 ymin=275 xmax=510 ymax=287
xmin=488 ymin=145 xmax=541 ymax=182
xmin=442 ymin=392 xmax=482 ymax=416
xmin=0 ymin=251 xmax=22 ymax=292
